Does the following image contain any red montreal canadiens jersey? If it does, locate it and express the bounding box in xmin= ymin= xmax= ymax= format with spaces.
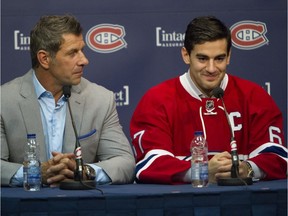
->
xmin=130 ymin=73 xmax=287 ymax=184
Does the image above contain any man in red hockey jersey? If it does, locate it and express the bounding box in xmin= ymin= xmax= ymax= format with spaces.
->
xmin=130 ymin=16 xmax=287 ymax=184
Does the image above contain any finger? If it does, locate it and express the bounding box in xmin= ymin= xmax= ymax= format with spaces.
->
xmin=47 ymin=174 xmax=66 ymax=184
xmin=52 ymin=152 xmax=75 ymax=164
xmin=59 ymin=168 xmax=75 ymax=179
xmin=51 ymin=153 xmax=66 ymax=164
xmin=48 ymin=158 xmax=76 ymax=175
xmin=215 ymin=171 xmax=231 ymax=179
xmin=219 ymin=151 xmax=231 ymax=159
xmin=212 ymin=151 xmax=231 ymax=161
xmin=217 ymin=163 xmax=232 ymax=172
xmin=49 ymin=183 xmax=60 ymax=188
xmin=51 ymin=151 xmax=60 ymax=156
xmin=59 ymin=157 xmax=76 ymax=171
xmin=47 ymin=162 xmax=67 ymax=174
xmin=47 ymin=167 xmax=75 ymax=184
xmin=63 ymin=153 xmax=75 ymax=159
xmin=218 ymin=157 xmax=230 ymax=161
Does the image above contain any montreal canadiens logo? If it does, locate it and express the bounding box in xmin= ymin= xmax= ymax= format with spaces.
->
xmin=86 ymin=24 xmax=127 ymax=53
xmin=230 ymin=21 xmax=268 ymax=50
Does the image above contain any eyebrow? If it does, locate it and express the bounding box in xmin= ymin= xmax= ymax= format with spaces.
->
xmin=196 ymin=53 xmax=227 ymax=58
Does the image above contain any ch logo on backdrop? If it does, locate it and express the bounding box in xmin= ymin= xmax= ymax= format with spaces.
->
xmin=86 ymin=24 xmax=127 ymax=53
xmin=230 ymin=21 xmax=269 ymax=50
xmin=229 ymin=21 xmax=270 ymax=94
xmin=85 ymin=23 xmax=129 ymax=106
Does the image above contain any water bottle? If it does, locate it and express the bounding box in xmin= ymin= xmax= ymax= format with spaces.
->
xmin=23 ymin=134 xmax=41 ymax=191
xmin=190 ymin=131 xmax=208 ymax=187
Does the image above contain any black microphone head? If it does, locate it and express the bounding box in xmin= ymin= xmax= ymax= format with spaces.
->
xmin=212 ymin=87 xmax=224 ymax=98
xmin=63 ymin=85 xmax=71 ymax=99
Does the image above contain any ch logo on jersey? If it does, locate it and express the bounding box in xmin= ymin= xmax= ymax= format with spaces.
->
xmin=230 ymin=21 xmax=268 ymax=50
xmin=86 ymin=24 xmax=127 ymax=53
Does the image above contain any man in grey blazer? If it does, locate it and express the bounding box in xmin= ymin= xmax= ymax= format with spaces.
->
xmin=1 ymin=15 xmax=135 ymax=187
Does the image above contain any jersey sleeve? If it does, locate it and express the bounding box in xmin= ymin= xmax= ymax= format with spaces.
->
xmin=240 ymin=82 xmax=287 ymax=179
xmin=130 ymin=86 xmax=191 ymax=184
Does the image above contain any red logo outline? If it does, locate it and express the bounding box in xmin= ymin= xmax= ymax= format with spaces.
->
xmin=230 ymin=21 xmax=268 ymax=50
xmin=86 ymin=24 xmax=127 ymax=53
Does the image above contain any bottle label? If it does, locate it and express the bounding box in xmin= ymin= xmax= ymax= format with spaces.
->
xmin=27 ymin=167 xmax=41 ymax=181
xmin=191 ymin=163 xmax=200 ymax=180
xmin=200 ymin=163 xmax=208 ymax=180
xmin=23 ymin=161 xmax=41 ymax=191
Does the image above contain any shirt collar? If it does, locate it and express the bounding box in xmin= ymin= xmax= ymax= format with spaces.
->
xmin=185 ymin=70 xmax=228 ymax=98
xmin=32 ymin=70 xmax=47 ymax=99
xmin=32 ymin=70 xmax=67 ymax=106
xmin=185 ymin=72 xmax=202 ymax=97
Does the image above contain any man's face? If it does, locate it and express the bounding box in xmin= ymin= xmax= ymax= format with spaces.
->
xmin=49 ymin=33 xmax=89 ymax=86
xmin=182 ymin=39 xmax=231 ymax=96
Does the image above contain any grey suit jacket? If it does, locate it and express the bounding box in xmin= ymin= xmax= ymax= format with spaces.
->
xmin=1 ymin=69 xmax=135 ymax=185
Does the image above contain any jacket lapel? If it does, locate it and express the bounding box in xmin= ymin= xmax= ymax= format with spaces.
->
xmin=19 ymin=70 xmax=47 ymax=161
xmin=63 ymin=85 xmax=85 ymax=154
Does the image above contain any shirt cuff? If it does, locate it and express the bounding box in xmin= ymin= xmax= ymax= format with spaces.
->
xmin=88 ymin=163 xmax=112 ymax=185
xmin=10 ymin=166 xmax=23 ymax=187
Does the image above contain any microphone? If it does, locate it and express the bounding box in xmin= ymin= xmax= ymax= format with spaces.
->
xmin=62 ymin=85 xmax=71 ymax=99
xmin=212 ymin=87 xmax=252 ymax=186
xmin=59 ymin=85 xmax=96 ymax=190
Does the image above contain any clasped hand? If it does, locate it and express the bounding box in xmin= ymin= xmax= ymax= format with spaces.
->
xmin=209 ymin=151 xmax=250 ymax=183
xmin=41 ymin=152 xmax=76 ymax=187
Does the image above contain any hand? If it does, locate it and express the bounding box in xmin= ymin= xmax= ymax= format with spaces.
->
xmin=238 ymin=161 xmax=251 ymax=178
xmin=41 ymin=152 xmax=76 ymax=187
xmin=208 ymin=151 xmax=232 ymax=183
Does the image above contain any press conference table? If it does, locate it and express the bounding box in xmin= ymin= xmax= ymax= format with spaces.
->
xmin=1 ymin=179 xmax=287 ymax=216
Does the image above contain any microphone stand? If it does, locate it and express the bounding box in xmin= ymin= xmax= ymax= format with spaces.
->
xmin=213 ymin=88 xmax=253 ymax=186
xmin=59 ymin=86 xmax=96 ymax=190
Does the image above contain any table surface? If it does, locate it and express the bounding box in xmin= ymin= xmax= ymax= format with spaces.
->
xmin=1 ymin=179 xmax=287 ymax=198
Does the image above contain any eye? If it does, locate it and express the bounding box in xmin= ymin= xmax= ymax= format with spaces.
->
xmin=67 ymin=48 xmax=81 ymax=57
xmin=197 ymin=56 xmax=208 ymax=63
xmin=216 ymin=58 xmax=224 ymax=63
xmin=215 ymin=55 xmax=226 ymax=62
xmin=70 ymin=52 xmax=77 ymax=57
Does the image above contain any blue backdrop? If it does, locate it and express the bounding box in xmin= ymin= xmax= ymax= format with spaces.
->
xmin=1 ymin=0 xmax=287 ymax=143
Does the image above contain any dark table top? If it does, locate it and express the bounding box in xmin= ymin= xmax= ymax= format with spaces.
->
xmin=1 ymin=179 xmax=287 ymax=199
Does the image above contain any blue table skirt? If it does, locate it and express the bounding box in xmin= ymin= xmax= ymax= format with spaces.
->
xmin=1 ymin=179 xmax=287 ymax=216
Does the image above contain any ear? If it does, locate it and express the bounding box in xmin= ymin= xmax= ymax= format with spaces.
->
xmin=181 ymin=47 xmax=190 ymax=65
xmin=37 ymin=50 xmax=50 ymax=69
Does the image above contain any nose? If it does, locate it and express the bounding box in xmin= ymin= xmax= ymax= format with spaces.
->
xmin=206 ymin=60 xmax=216 ymax=73
xmin=79 ymin=51 xmax=89 ymax=66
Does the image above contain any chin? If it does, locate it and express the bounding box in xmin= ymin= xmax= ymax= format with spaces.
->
xmin=204 ymin=83 xmax=218 ymax=91
xmin=71 ymin=79 xmax=81 ymax=86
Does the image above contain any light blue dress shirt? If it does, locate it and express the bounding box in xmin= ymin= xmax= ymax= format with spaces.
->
xmin=11 ymin=71 xmax=111 ymax=186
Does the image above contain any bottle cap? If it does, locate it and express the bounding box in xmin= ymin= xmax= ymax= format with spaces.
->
xmin=194 ymin=131 xmax=203 ymax=136
xmin=27 ymin=134 xmax=36 ymax=139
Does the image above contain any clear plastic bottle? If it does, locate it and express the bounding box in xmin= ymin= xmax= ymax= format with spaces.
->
xmin=190 ymin=131 xmax=208 ymax=187
xmin=23 ymin=134 xmax=41 ymax=191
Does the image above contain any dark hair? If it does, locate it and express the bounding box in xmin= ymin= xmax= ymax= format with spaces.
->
xmin=184 ymin=16 xmax=231 ymax=55
xmin=30 ymin=15 xmax=83 ymax=68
